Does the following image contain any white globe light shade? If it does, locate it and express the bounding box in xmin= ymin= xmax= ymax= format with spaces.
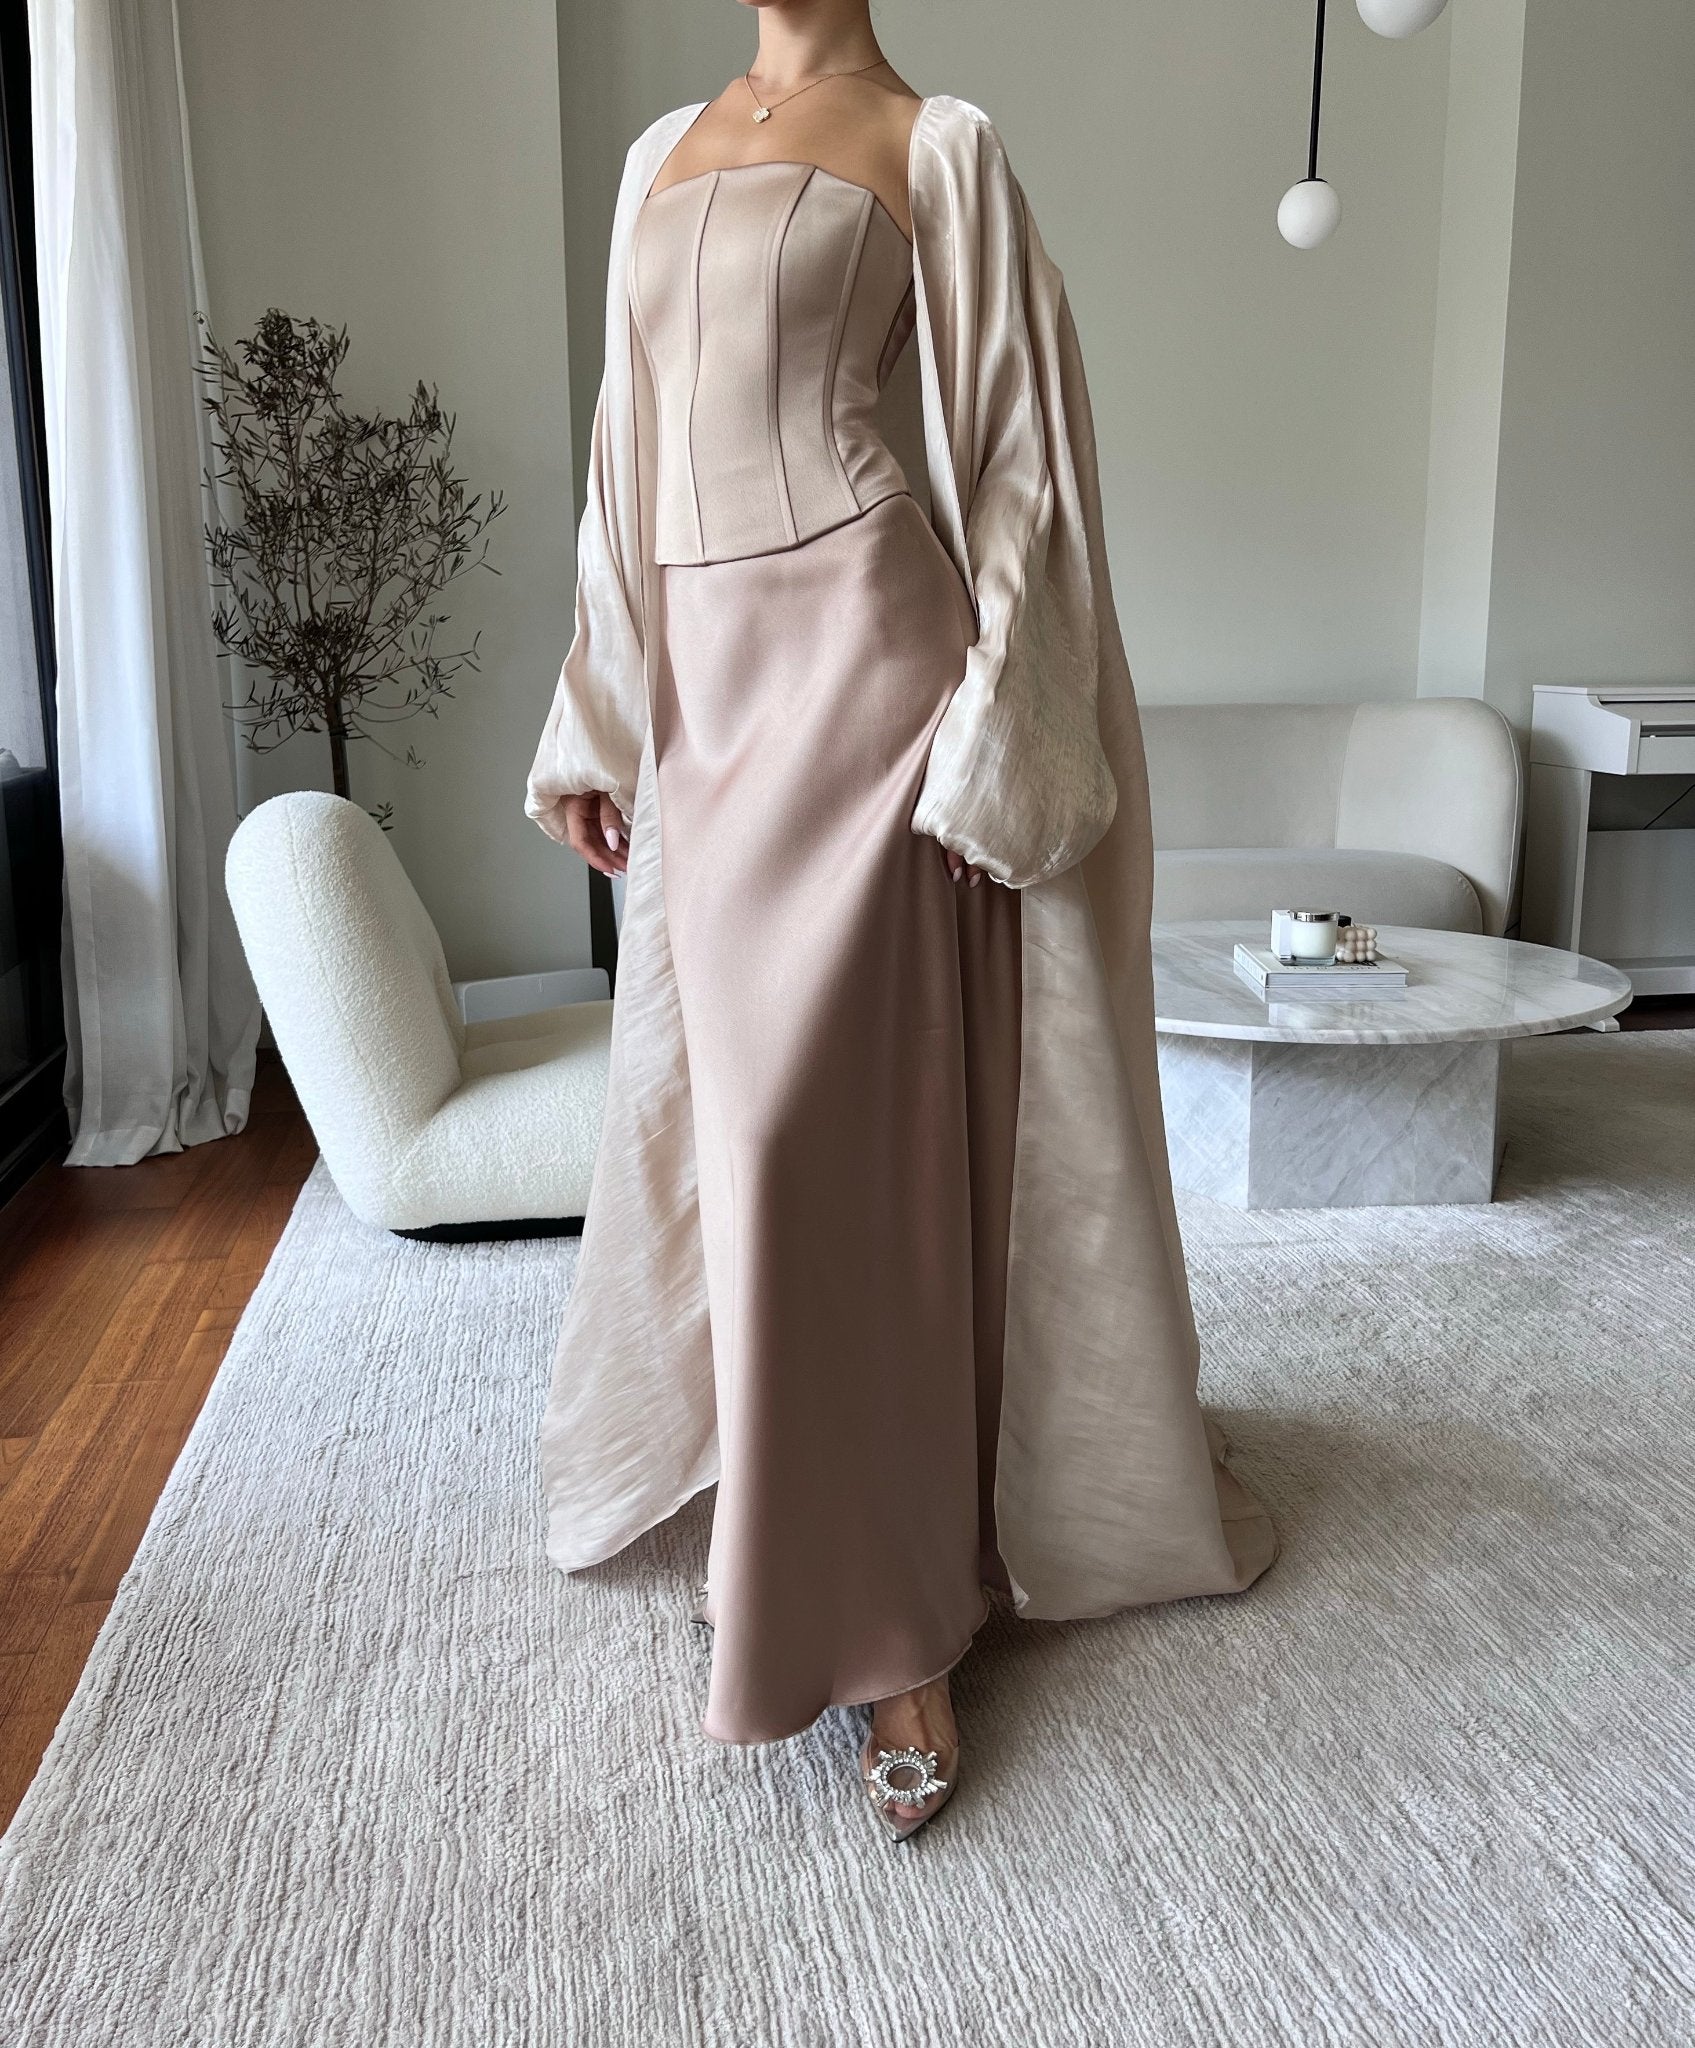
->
xmin=1278 ymin=179 xmax=1342 ymax=249
xmin=1357 ymin=0 xmax=1449 ymax=37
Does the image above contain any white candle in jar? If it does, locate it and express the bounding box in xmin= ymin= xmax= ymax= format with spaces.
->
xmin=1283 ymin=910 xmax=1339 ymax=963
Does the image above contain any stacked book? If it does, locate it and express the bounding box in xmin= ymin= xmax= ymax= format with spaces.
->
xmin=1233 ymin=943 xmax=1408 ymax=1002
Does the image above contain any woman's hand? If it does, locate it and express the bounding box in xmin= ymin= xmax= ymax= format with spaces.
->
xmin=559 ymin=792 xmax=630 ymax=877
xmin=939 ymin=843 xmax=988 ymax=888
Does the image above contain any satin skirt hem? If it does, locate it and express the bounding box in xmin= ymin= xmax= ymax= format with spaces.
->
xmin=697 ymin=1587 xmax=996 ymax=1749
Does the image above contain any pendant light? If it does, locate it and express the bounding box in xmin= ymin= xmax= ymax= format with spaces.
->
xmin=1357 ymin=0 xmax=1449 ymax=37
xmin=1279 ymin=0 xmax=1342 ymax=247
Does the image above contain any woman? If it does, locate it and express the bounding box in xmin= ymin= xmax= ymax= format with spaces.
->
xmin=526 ymin=1 xmax=1277 ymax=1842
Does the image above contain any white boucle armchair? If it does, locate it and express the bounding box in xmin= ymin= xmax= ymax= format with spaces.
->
xmin=1140 ymin=697 xmax=1524 ymax=936
xmin=225 ymin=792 xmax=610 ymax=1236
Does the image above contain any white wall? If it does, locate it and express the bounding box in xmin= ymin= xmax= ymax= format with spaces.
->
xmin=1418 ymin=0 xmax=1695 ymax=733
xmin=1485 ymin=0 xmax=1695 ymax=727
xmin=559 ymin=0 xmax=1452 ymax=707
xmin=178 ymin=0 xmax=588 ymax=983
xmin=1416 ymin=0 xmax=1526 ymax=703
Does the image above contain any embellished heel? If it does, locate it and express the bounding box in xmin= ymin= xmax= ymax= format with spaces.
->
xmin=858 ymin=1726 xmax=959 ymax=1843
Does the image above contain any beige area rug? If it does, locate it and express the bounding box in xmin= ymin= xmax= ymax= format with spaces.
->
xmin=1 ymin=1031 xmax=1691 ymax=2045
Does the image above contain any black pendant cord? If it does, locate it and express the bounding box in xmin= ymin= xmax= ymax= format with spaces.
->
xmin=1308 ymin=0 xmax=1328 ymax=182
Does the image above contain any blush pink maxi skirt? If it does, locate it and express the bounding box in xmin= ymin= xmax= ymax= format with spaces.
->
xmin=651 ymin=488 xmax=1023 ymax=1745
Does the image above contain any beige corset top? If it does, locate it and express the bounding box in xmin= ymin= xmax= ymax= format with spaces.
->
xmin=632 ymin=160 xmax=917 ymax=566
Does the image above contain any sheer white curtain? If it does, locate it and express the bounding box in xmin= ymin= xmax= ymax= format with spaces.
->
xmin=29 ymin=0 xmax=257 ymax=1166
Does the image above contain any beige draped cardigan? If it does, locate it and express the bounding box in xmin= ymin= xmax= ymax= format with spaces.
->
xmin=526 ymin=94 xmax=1276 ymax=1619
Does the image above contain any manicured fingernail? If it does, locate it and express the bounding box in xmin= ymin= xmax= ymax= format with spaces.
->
xmin=969 ymin=872 xmax=983 ymax=887
xmin=606 ymin=825 xmax=621 ymax=852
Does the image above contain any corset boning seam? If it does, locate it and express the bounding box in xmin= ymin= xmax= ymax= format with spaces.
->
xmin=682 ymin=173 xmax=716 ymax=560
xmin=820 ymin=187 xmax=875 ymax=520
xmin=764 ymin=174 xmax=806 ymax=548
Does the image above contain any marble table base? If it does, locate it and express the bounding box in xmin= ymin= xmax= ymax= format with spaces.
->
xmin=1158 ymin=1034 xmax=1510 ymax=1210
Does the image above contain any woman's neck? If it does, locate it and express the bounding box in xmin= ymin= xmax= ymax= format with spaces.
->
xmin=751 ymin=1 xmax=884 ymax=95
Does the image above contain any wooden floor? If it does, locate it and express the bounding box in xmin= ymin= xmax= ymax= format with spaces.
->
xmin=0 ymin=993 xmax=1687 ymax=1837
xmin=0 ymin=1057 xmax=314 ymax=1830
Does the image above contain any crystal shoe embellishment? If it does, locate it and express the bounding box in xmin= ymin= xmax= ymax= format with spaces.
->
xmin=866 ymin=1747 xmax=948 ymax=1810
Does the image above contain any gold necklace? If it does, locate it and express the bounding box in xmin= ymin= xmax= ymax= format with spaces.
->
xmin=743 ymin=56 xmax=888 ymax=124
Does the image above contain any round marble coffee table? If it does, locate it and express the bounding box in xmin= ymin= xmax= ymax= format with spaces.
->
xmin=1152 ymin=920 xmax=1632 ymax=1209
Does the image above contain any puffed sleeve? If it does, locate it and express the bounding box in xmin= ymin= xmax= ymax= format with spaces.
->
xmin=525 ymin=132 xmax=659 ymax=842
xmin=908 ymin=110 xmax=1119 ymax=888
xmin=524 ymin=370 xmax=647 ymax=840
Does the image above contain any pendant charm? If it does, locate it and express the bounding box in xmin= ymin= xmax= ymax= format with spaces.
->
xmin=866 ymin=1747 xmax=948 ymax=1810
xmin=752 ymin=105 xmax=771 ymax=123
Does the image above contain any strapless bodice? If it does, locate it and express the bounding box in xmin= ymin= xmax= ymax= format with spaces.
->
xmin=632 ymin=160 xmax=917 ymax=566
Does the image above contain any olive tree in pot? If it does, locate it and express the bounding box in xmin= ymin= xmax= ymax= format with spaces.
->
xmin=199 ymin=309 xmax=505 ymax=823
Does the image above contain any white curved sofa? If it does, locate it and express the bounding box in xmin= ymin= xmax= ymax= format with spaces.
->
xmin=1141 ymin=698 xmax=1523 ymax=937
xmin=225 ymin=792 xmax=610 ymax=1236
